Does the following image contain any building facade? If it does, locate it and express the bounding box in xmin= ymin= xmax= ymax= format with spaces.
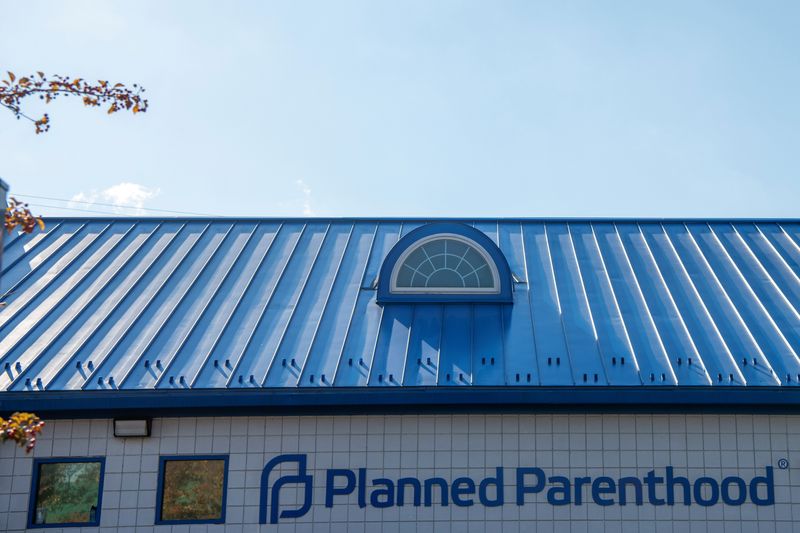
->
xmin=1 ymin=218 xmax=800 ymax=532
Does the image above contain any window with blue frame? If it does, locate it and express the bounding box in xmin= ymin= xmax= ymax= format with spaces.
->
xmin=156 ymin=455 xmax=228 ymax=524
xmin=377 ymin=223 xmax=514 ymax=304
xmin=28 ymin=457 xmax=105 ymax=528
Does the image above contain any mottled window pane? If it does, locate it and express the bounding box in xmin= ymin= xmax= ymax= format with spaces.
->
xmin=33 ymin=462 xmax=101 ymax=525
xmin=161 ymin=460 xmax=225 ymax=521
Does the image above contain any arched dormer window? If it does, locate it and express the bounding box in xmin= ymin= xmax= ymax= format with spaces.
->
xmin=393 ymin=236 xmax=498 ymax=291
xmin=377 ymin=223 xmax=513 ymax=304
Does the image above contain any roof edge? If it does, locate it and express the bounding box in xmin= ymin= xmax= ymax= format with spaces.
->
xmin=4 ymin=387 xmax=800 ymax=418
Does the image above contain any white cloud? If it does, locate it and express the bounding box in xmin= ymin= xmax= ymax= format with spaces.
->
xmin=296 ymin=179 xmax=314 ymax=216
xmin=71 ymin=182 xmax=161 ymax=215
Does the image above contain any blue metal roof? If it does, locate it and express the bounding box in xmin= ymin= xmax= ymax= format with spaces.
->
xmin=2 ymin=218 xmax=800 ymax=413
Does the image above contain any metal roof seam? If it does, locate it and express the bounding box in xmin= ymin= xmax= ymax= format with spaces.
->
xmin=610 ymin=222 xmax=677 ymax=385
xmin=515 ymin=224 xmax=547 ymax=387
xmin=497 ymin=295 xmax=510 ymax=386
xmin=344 ymin=223 xmax=406 ymax=387
xmin=41 ymin=222 xmax=185 ymax=391
xmin=746 ymin=223 xmax=800 ymax=322
xmin=654 ymin=223 xmax=727 ymax=384
xmin=203 ymin=223 xmax=297 ymax=388
xmin=706 ymin=223 xmax=787 ymax=384
xmin=491 ymin=222 xmax=534 ymax=385
xmin=433 ymin=303 xmax=445 ymax=386
xmin=469 ymin=303 xmax=476 ymax=386
xmin=7 ymin=222 xmax=149 ymax=391
xmin=542 ymin=223 xmax=577 ymax=385
xmin=589 ymin=224 xmax=643 ymax=385
xmin=399 ymin=303 xmax=418 ymax=387
xmin=1 ymin=221 xmax=64 ymax=278
xmin=224 ymin=223 xmax=309 ymax=388
xmin=590 ymin=224 xmax=644 ymax=378
xmin=769 ymin=223 xmax=800 ymax=307
xmin=687 ymin=223 xmax=780 ymax=384
xmin=744 ymin=225 xmax=800 ymax=378
xmin=154 ymin=223 xmax=261 ymax=389
xmin=1 ymin=224 xmax=36 ymax=254
xmin=114 ymin=222 xmax=229 ymax=389
xmin=0 ymin=221 xmax=98 ymax=330
xmin=0 ymin=221 xmax=88 ymax=302
xmin=565 ymin=222 xmax=609 ymax=386
xmin=775 ymin=223 xmax=800 ymax=267
xmin=507 ymin=221 xmax=534 ymax=386
xmin=258 ymin=222 xmax=334 ymax=388
xmin=187 ymin=223 xmax=284 ymax=388
xmin=140 ymin=222 xmax=239 ymax=389
xmin=678 ymin=223 xmax=754 ymax=385
xmin=295 ymin=223 xmax=356 ymax=388
xmin=2 ymin=220 xmax=72 ymax=290
xmin=92 ymin=222 xmax=214 ymax=390
xmin=364 ymin=223 xmax=408 ymax=388
xmin=28 ymin=224 xmax=162 ymax=389
xmin=544 ymin=223 xmax=581 ymax=385
xmin=591 ymin=222 xmax=642 ymax=382
xmin=0 ymin=222 xmax=118 ymax=381
xmin=634 ymin=221 xmax=702 ymax=382
xmin=305 ymin=224 xmax=377 ymax=388
xmin=331 ymin=224 xmax=379 ymax=386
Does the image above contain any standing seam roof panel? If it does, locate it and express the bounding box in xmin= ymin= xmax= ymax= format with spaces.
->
xmin=615 ymin=223 xmax=698 ymax=385
xmin=334 ymin=222 xmax=402 ymax=386
xmin=498 ymin=223 xmax=539 ymax=386
xmin=83 ymin=221 xmax=214 ymax=390
xmin=7 ymin=222 xmax=157 ymax=391
xmin=521 ymin=223 xmax=572 ymax=385
xmin=569 ymin=223 xmax=639 ymax=386
xmin=301 ymin=224 xmax=377 ymax=388
xmin=192 ymin=223 xmax=301 ymax=388
xmin=4 ymin=218 xmax=800 ymax=394
xmin=45 ymin=222 xmax=188 ymax=391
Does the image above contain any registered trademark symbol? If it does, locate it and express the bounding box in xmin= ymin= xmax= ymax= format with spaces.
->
xmin=778 ymin=459 xmax=789 ymax=470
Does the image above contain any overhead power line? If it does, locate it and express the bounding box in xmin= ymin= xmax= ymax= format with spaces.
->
xmin=13 ymin=193 xmax=217 ymax=217
xmin=24 ymin=202 xmax=153 ymax=217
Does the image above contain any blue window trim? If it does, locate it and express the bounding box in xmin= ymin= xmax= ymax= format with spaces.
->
xmin=27 ymin=456 xmax=106 ymax=529
xmin=377 ymin=223 xmax=514 ymax=304
xmin=155 ymin=454 xmax=229 ymax=525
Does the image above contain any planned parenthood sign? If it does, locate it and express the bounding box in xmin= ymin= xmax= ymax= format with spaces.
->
xmin=259 ymin=454 xmax=778 ymax=524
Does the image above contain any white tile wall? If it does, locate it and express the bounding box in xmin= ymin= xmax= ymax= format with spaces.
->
xmin=1 ymin=414 xmax=799 ymax=532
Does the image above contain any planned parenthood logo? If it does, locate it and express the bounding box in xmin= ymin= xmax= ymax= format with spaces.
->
xmin=259 ymin=454 xmax=778 ymax=524
xmin=258 ymin=454 xmax=313 ymax=524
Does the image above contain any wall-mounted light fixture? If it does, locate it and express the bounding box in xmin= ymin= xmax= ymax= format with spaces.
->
xmin=113 ymin=418 xmax=151 ymax=438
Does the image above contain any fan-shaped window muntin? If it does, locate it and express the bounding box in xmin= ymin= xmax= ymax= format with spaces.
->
xmin=390 ymin=234 xmax=501 ymax=294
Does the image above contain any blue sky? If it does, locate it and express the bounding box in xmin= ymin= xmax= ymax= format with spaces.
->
xmin=1 ymin=1 xmax=799 ymax=218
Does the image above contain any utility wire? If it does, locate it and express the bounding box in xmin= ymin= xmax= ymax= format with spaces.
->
xmin=24 ymin=202 xmax=153 ymax=216
xmin=14 ymin=193 xmax=217 ymax=217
